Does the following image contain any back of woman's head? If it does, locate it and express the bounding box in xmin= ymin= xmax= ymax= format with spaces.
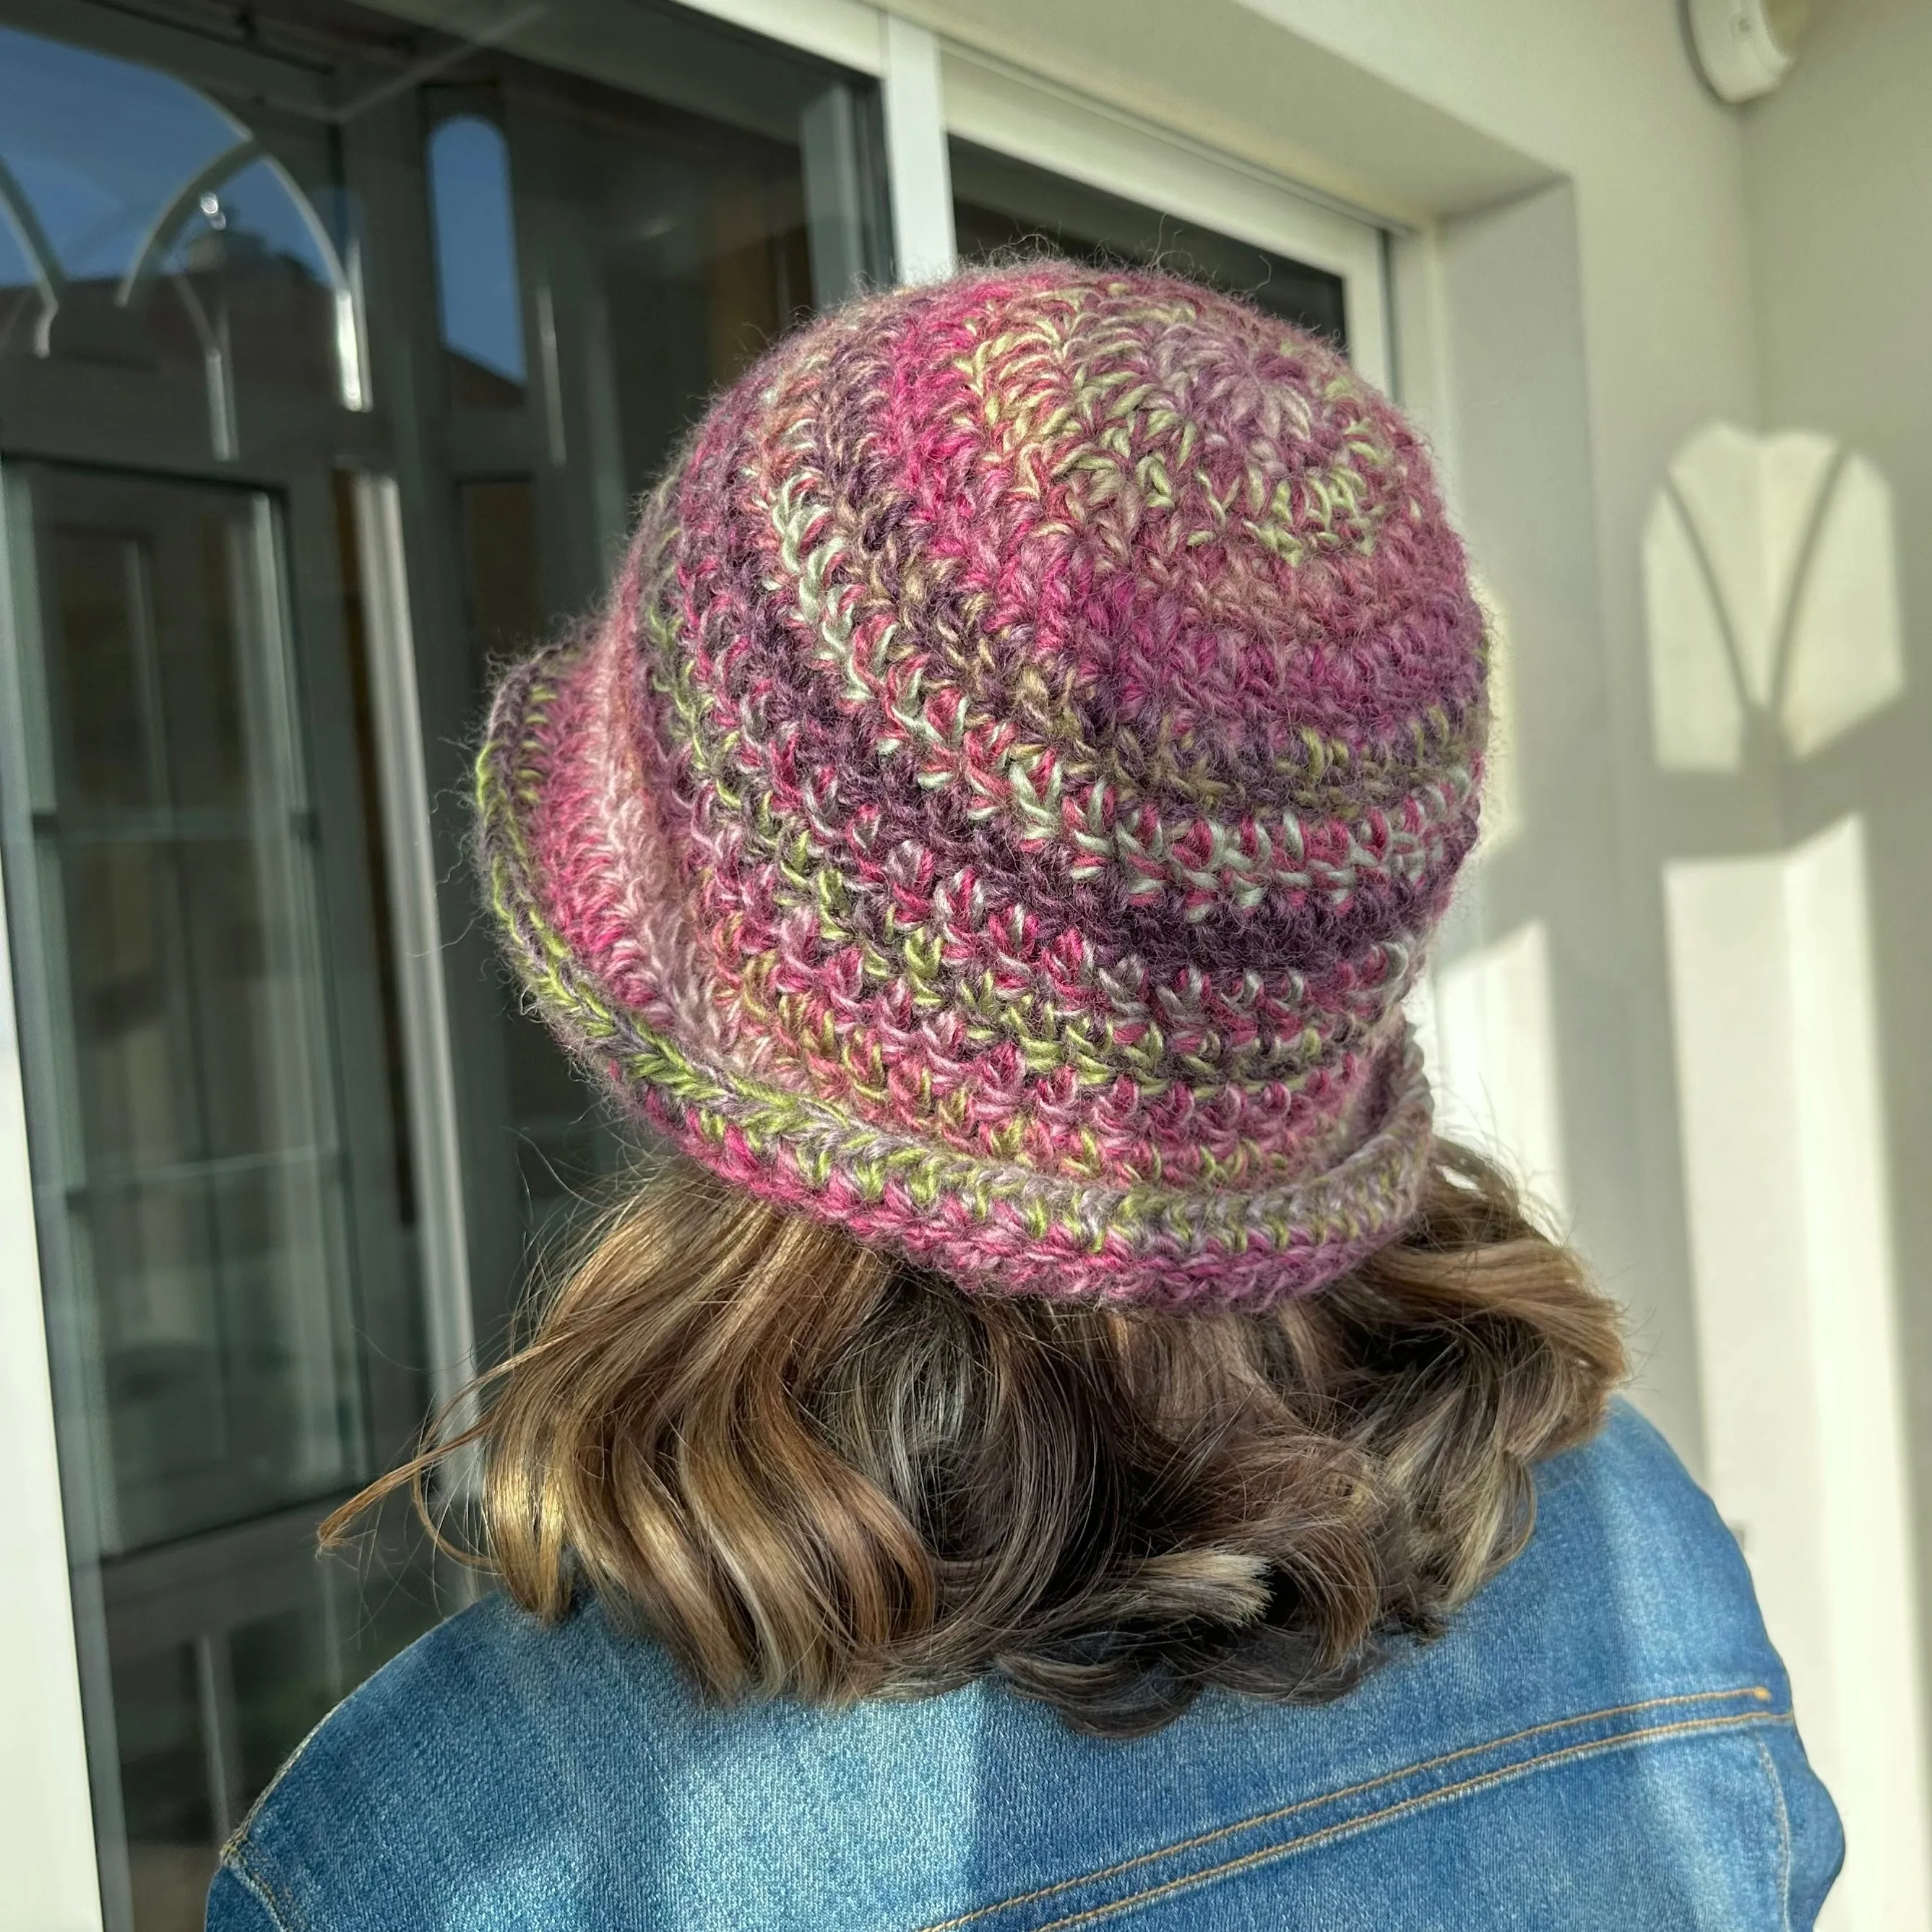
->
xmin=340 ymin=260 xmax=1625 ymax=1736
xmin=460 ymin=1148 xmax=1619 ymax=1736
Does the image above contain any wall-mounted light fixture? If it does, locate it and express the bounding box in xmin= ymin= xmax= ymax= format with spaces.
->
xmin=1686 ymin=0 xmax=1810 ymax=101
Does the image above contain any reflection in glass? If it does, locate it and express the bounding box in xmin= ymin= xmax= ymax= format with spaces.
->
xmin=950 ymin=138 xmax=1348 ymax=346
xmin=105 ymin=1576 xmax=441 ymax=1932
xmin=427 ymin=116 xmax=528 ymax=405
xmin=455 ymin=475 xmax=634 ymax=1236
xmin=27 ymin=471 xmax=364 ymax=1553
xmin=0 ymin=23 xmax=240 ymax=280
xmin=422 ymin=34 xmax=876 ymax=1258
xmin=7 ymin=458 xmax=447 ymax=1932
xmin=110 ymin=1640 xmax=215 ymax=1931
xmin=457 ymin=477 xmax=544 ymax=676
xmin=0 ymin=202 xmax=38 ymax=353
xmin=0 ymin=21 xmax=362 ymax=420
xmin=423 ymin=65 xmax=821 ymax=501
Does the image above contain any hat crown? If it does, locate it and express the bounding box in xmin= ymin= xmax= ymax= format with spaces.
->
xmin=666 ymin=265 xmax=1484 ymax=960
xmin=479 ymin=263 xmax=1488 ymax=1306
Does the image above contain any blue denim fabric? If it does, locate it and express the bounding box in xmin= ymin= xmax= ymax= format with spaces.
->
xmin=207 ymin=1402 xmax=1840 ymax=1930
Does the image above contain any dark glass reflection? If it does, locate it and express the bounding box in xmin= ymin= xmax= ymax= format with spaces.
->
xmin=428 ymin=116 xmax=528 ymax=406
xmin=0 ymin=22 xmax=358 ymax=434
xmin=420 ymin=35 xmax=879 ymax=1259
xmin=950 ymin=137 xmax=1349 ymax=348
xmin=35 ymin=473 xmax=364 ymax=1553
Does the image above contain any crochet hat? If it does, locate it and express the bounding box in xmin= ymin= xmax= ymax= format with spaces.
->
xmin=478 ymin=262 xmax=1487 ymax=1308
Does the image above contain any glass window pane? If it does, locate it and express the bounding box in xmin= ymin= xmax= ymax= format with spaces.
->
xmin=8 ymin=454 xmax=442 ymax=1931
xmin=457 ymin=477 xmax=543 ymax=676
xmin=110 ymin=1640 xmax=217 ymax=1932
xmin=422 ymin=57 xmax=839 ymax=494
xmin=455 ymin=475 xmax=624 ymax=1230
xmin=0 ymin=20 xmax=357 ymax=423
xmin=404 ymin=5 xmax=887 ymax=1268
xmin=0 ymin=22 xmax=241 ymax=283
xmin=0 ymin=7 xmax=892 ymax=1925
xmin=28 ymin=472 xmax=366 ymax=1550
xmin=427 ymin=116 xmax=528 ymax=405
xmin=950 ymin=137 xmax=1350 ymax=348
xmin=0 ymin=210 xmax=41 ymax=353
xmin=150 ymin=153 xmax=349 ymax=405
xmin=48 ymin=530 xmax=158 ymax=814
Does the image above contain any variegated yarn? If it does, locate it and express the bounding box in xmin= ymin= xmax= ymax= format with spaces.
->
xmin=478 ymin=262 xmax=1487 ymax=1307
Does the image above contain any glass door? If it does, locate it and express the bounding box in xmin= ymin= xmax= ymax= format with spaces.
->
xmin=12 ymin=467 xmax=368 ymax=1554
xmin=0 ymin=15 xmax=434 ymax=1928
xmin=0 ymin=4 xmax=893 ymax=1926
xmin=0 ymin=464 xmax=431 ymax=1928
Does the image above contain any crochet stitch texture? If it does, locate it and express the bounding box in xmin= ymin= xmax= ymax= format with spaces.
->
xmin=478 ymin=262 xmax=1488 ymax=1307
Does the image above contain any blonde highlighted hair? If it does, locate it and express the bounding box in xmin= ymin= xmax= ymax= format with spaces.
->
xmin=330 ymin=1140 xmax=1624 ymax=1737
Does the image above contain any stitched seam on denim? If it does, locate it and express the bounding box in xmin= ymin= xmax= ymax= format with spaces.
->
xmin=223 ymin=1845 xmax=305 ymax=1932
xmin=219 ymin=1705 xmax=338 ymax=1863
xmin=918 ymin=1683 xmax=1777 ymax=1931
xmin=1012 ymin=1711 xmax=1791 ymax=1932
xmin=1757 ymin=1736 xmax=1793 ymax=1931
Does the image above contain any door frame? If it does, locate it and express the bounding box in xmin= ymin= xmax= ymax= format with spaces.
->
xmin=670 ymin=0 xmax=1391 ymax=378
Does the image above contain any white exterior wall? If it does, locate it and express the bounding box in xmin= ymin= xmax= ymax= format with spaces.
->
xmin=891 ymin=0 xmax=1761 ymax=1466
xmin=886 ymin=0 xmax=1932 ymax=1902
xmin=1738 ymin=0 xmax=1932 ymax=1910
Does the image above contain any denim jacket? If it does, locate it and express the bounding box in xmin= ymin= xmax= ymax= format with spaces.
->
xmin=207 ymin=1403 xmax=1841 ymax=1930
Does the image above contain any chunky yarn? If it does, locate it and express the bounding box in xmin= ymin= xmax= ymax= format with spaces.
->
xmin=478 ymin=262 xmax=1487 ymax=1308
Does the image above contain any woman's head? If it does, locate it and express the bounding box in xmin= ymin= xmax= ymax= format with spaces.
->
xmin=447 ymin=1146 xmax=1621 ymax=1737
xmin=348 ymin=262 xmax=1623 ymax=1735
xmin=476 ymin=261 xmax=1485 ymax=1305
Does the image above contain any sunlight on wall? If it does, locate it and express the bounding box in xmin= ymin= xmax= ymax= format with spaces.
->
xmin=1471 ymin=577 xmax=1522 ymax=858
xmin=1665 ymin=814 xmax=1930 ymax=1932
xmin=1410 ymin=918 xmax=1566 ymax=1227
xmin=1642 ymin=424 xmax=1904 ymax=770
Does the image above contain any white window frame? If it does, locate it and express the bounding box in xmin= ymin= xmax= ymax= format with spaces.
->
xmin=0 ymin=5 xmax=1394 ymax=1923
xmin=0 ymin=842 xmax=101 ymax=1932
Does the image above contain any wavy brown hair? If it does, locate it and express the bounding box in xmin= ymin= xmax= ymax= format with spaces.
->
xmin=328 ymin=1139 xmax=1623 ymax=1738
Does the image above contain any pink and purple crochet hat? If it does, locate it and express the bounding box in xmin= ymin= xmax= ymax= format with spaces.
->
xmin=478 ymin=262 xmax=1487 ymax=1308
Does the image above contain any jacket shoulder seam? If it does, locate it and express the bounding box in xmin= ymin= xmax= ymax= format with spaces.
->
xmin=995 ymin=1709 xmax=1793 ymax=1932
xmin=217 ymin=1843 xmax=304 ymax=1932
xmin=920 ymin=1683 xmax=1780 ymax=1932
xmin=1756 ymin=1735 xmax=1795 ymax=1930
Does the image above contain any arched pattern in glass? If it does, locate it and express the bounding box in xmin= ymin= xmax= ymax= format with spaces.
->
xmin=0 ymin=22 xmax=367 ymax=434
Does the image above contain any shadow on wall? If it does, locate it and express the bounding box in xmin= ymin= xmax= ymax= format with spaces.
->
xmin=1646 ymin=423 xmax=1930 ymax=1932
xmin=1644 ymin=423 xmax=1904 ymax=769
